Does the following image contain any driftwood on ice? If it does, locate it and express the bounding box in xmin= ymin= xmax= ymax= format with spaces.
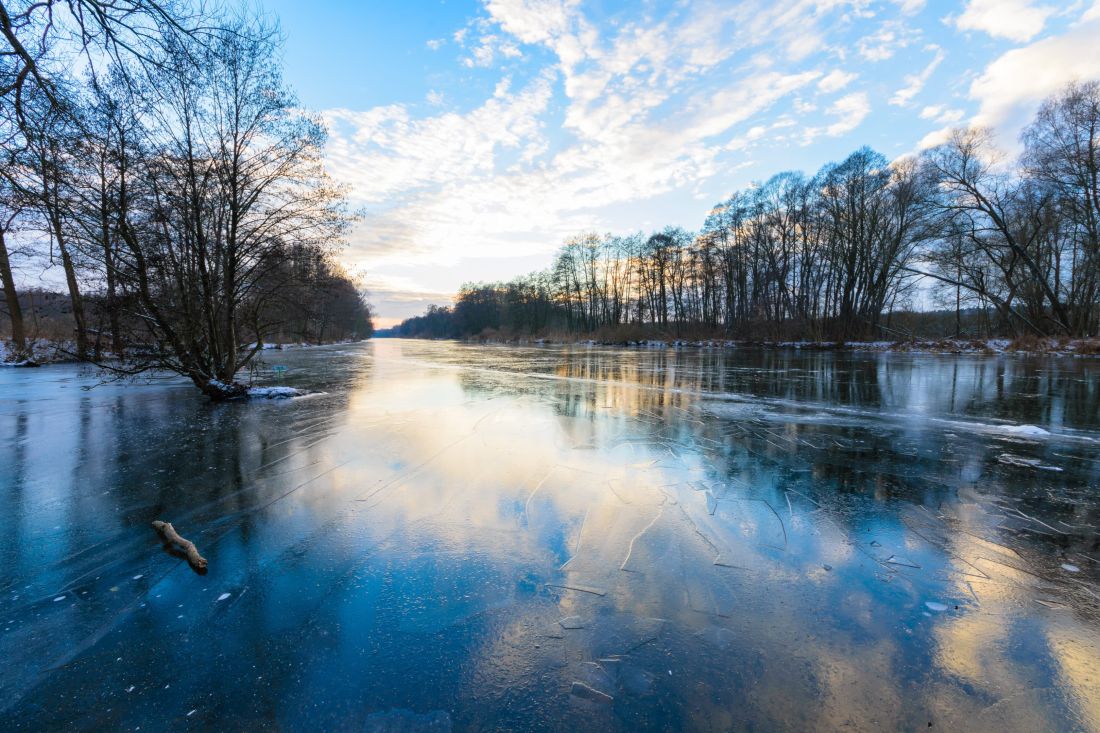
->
xmin=152 ymin=520 xmax=208 ymax=572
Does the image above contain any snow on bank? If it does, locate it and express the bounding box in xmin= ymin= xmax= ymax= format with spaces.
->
xmin=247 ymin=386 xmax=306 ymax=399
xmin=206 ymin=379 xmax=308 ymax=400
xmin=245 ymin=339 xmax=364 ymax=351
xmin=999 ymin=424 xmax=1051 ymax=437
xmin=0 ymin=339 xmax=79 ymax=366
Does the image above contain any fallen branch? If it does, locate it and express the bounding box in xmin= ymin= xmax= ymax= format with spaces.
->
xmin=152 ymin=520 xmax=208 ymax=572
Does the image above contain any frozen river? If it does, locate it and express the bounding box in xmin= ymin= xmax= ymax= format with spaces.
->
xmin=1 ymin=339 xmax=1098 ymax=731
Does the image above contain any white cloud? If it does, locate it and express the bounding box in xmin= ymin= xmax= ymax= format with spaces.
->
xmin=345 ymin=69 xmax=819 ymax=268
xmin=890 ymin=45 xmax=945 ymax=106
xmin=323 ymin=72 xmax=555 ymax=209
xmin=918 ymin=126 xmax=953 ymax=149
xmin=484 ymin=0 xmax=580 ymax=45
xmin=919 ymin=105 xmax=964 ymax=124
xmin=968 ymin=10 xmax=1100 ymax=145
xmin=457 ymin=21 xmax=524 ymax=69
xmin=857 ymin=21 xmax=916 ymax=61
xmin=801 ymin=91 xmax=871 ymax=144
xmin=891 ymin=0 xmax=926 ymax=14
xmin=953 ymin=0 xmax=1056 ymax=42
xmin=818 ymin=69 xmax=856 ymax=93
xmin=794 ymin=98 xmax=818 ymax=113
xmin=826 ymin=92 xmax=872 ymax=135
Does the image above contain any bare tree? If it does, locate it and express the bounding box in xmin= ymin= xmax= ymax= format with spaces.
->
xmin=1 ymin=0 xmax=207 ymax=127
xmin=106 ymin=19 xmax=352 ymax=397
xmin=22 ymin=98 xmax=90 ymax=358
xmin=921 ymin=128 xmax=1069 ymax=335
xmin=1022 ymin=80 xmax=1100 ymax=335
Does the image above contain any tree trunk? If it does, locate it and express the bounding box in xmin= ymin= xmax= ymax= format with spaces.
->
xmin=194 ymin=373 xmax=248 ymax=401
xmin=100 ymin=196 xmax=124 ymax=355
xmin=56 ymin=232 xmax=88 ymax=360
xmin=0 ymin=228 xmax=26 ymax=354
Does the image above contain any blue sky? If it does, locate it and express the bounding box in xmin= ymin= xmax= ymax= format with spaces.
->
xmin=259 ymin=0 xmax=1100 ymax=326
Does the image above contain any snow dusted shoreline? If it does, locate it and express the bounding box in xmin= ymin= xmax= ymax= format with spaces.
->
xmin=0 ymin=339 xmax=78 ymax=366
xmin=1 ymin=339 xmax=330 ymax=400
xmin=0 ymin=338 xmax=364 ymax=367
xmin=465 ymin=336 xmax=1100 ymax=357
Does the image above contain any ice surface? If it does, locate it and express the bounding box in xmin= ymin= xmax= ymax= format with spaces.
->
xmin=364 ymin=708 xmax=453 ymax=732
xmin=1 ymin=341 xmax=1098 ymax=732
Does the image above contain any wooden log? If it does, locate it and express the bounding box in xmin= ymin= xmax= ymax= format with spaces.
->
xmin=152 ymin=520 xmax=208 ymax=571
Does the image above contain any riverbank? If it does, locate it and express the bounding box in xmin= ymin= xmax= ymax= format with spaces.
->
xmin=0 ymin=339 xmax=76 ymax=366
xmin=0 ymin=338 xmax=369 ymax=367
xmin=456 ymin=334 xmax=1100 ymax=356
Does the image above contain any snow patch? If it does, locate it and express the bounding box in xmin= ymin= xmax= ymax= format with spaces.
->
xmin=1000 ymin=424 xmax=1050 ymax=437
xmin=247 ymin=386 xmax=305 ymax=399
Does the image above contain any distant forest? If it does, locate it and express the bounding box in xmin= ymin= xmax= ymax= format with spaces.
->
xmin=391 ymin=81 xmax=1100 ymax=342
xmin=1 ymin=1 xmax=371 ymax=396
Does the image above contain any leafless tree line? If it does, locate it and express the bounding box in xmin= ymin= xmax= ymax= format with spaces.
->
xmin=1 ymin=1 xmax=370 ymax=397
xmin=395 ymin=81 xmax=1100 ymax=342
